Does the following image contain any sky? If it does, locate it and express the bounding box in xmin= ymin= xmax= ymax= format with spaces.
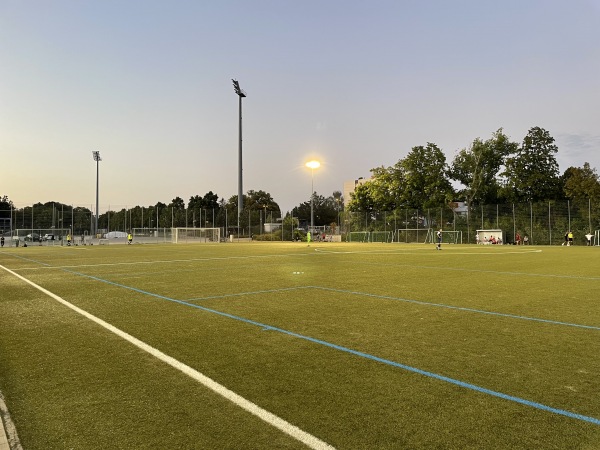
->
xmin=2 ymin=0 xmax=600 ymax=213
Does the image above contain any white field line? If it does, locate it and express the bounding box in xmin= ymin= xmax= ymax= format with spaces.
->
xmin=315 ymin=247 xmax=542 ymax=256
xmin=0 ymin=264 xmax=335 ymax=450
xmin=13 ymin=253 xmax=308 ymax=271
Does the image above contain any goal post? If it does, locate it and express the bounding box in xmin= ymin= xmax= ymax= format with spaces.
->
xmin=172 ymin=228 xmax=220 ymax=244
xmin=395 ymin=228 xmax=431 ymax=243
xmin=425 ymin=230 xmax=462 ymax=244
xmin=348 ymin=231 xmax=393 ymax=243
xmin=349 ymin=231 xmax=369 ymax=242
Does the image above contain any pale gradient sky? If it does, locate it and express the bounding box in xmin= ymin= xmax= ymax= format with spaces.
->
xmin=2 ymin=0 xmax=599 ymax=213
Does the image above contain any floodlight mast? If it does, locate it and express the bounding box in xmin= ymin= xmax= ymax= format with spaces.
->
xmin=92 ymin=151 xmax=101 ymax=235
xmin=232 ymin=79 xmax=246 ymax=236
xmin=305 ymin=160 xmax=321 ymax=234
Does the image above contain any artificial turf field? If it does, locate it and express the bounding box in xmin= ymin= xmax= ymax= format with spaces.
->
xmin=0 ymin=242 xmax=599 ymax=449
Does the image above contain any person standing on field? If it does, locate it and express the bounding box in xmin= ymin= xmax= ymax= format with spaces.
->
xmin=436 ymin=229 xmax=442 ymax=250
xmin=127 ymin=232 xmax=133 ymax=245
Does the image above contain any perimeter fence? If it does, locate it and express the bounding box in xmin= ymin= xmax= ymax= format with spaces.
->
xmin=339 ymin=199 xmax=600 ymax=245
xmin=2 ymin=199 xmax=600 ymax=246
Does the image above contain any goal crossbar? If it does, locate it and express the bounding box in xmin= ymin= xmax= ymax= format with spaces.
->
xmin=172 ymin=227 xmax=220 ymax=244
xmin=425 ymin=230 xmax=462 ymax=244
xmin=395 ymin=228 xmax=432 ymax=244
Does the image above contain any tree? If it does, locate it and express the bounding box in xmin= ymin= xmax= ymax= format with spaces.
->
xmin=348 ymin=143 xmax=453 ymax=212
xmin=202 ymin=191 xmax=220 ymax=210
xmin=562 ymin=162 xmax=600 ymax=203
xmin=244 ymin=190 xmax=280 ymax=214
xmin=398 ymin=143 xmax=454 ymax=208
xmin=450 ymin=129 xmax=517 ymax=206
xmin=294 ymin=191 xmax=343 ymax=227
xmin=0 ymin=195 xmax=13 ymax=215
xmin=170 ymin=197 xmax=185 ymax=210
xmin=347 ymin=181 xmax=376 ymax=212
xmin=502 ymin=127 xmax=561 ymax=202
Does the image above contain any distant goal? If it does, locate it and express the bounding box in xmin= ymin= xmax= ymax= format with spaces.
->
xmin=425 ymin=230 xmax=463 ymax=244
xmin=348 ymin=231 xmax=393 ymax=243
xmin=395 ymin=228 xmax=432 ymax=244
xmin=172 ymin=227 xmax=220 ymax=244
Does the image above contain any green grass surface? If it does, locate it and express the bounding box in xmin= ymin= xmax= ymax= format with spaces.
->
xmin=1 ymin=242 xmax=599 ymax=449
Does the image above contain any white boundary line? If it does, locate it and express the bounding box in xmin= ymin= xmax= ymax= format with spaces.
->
xmin=0 ymin=264 xmax=335 ymax=450
xmin=314 ymin=247 xmax=542 ymax=256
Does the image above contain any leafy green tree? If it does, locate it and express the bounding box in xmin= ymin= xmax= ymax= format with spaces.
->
xmin=202 ymin=191 xmax=220 ymax=210
xmin=244 ymin=190 xmax=280 ymax=214
xmin=502 ymin=127 xmax=561 ymax=202
xmin=348 ymin=143 xmax=453 ymax=212
xmin=0 ymin=195 xmax=13 ymax=218
xmin=347 ymin=181 xmax=376 ymax=212
xmin=188 ymin=195 xmax=203 ymax=210
xmin=399 ymin=143 xmax=454 ymax=208
xmin=562 ymin=162 xmax=600 ymax=203
xmin=295 ymin=192 xmax=343 ymax=226
xmin=450 ymin=129 xmax=517 ymax=206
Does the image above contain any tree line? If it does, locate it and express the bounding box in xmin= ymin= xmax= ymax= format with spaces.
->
xmin=347 ymin=126 xmax=600 ymax=213
xmin=0 ymin=188 xmax=345 ymax=236
xmin=3 ymin=125 xmax=598 ymax=236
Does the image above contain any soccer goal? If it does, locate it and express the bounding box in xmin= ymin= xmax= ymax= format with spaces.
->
xmin=395 ymin=228 xmax=431 ymax=243
xmin=425 ymin=229 xmax=462 ymax=244
xmin=172 ymin=227 xmax=220 ymax=244
xmin=349 ymin=231 xmax=393 ymax=243
xmin=349 ymin=231 xmax=369 ymax=242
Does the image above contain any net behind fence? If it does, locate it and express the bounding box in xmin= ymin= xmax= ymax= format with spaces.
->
xmin=172 ymin=228 xmax=220 ymax=244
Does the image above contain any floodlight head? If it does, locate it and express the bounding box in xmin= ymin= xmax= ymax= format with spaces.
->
xmin=232 ymin=79 xmax=246 ymax=97
xmin=92 ymin=151 xmax=102 ymax=162
xmin=306 ymin=160 xmax=320 ymax=170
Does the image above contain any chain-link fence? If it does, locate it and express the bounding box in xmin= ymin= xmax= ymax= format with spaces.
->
xmin=339 ymin=199 xmax=600 ymax=245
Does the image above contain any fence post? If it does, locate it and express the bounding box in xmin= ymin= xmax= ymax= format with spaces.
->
xmin=548 ymin=201 xmax=551 ymax=245
xmin=530 ymin=202 xmax=533 ymax=245
xmin=512 ymin=204 xmax=515 ymax=244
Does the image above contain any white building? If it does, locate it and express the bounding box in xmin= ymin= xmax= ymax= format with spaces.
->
xmin=343 ymin=177 xmax=372 ymax=209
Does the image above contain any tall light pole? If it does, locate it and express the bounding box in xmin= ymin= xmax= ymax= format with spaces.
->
xmin=305 ymin=160 xmax=320 ymax=234
xmin=232 ymin=79 xmax=246 ymax=235
xmin=92 ymin=151 xmax=101 ymax=236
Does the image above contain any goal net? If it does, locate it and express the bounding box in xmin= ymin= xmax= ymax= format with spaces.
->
xmin=172 ymin=227 xmax=220 ymax=244
xmin=348 ymin=231 xmax=393 ymax=243
xmin=395 ymin=228 xmax=431 ymax=243
xmin=425 ymin=230 xmax=462 ymax=244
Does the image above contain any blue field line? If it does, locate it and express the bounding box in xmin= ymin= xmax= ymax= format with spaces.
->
xmin=50 ymin=268 xmax=599 ymax=426
xmin=184 ymin=286 xmax=311 ymax=302
xmin=310 ymin=286 xmax=600 ymax=332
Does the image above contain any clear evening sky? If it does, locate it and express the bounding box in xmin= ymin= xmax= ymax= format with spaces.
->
xmin=1 ymin=0 xmax=599 ymax=213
